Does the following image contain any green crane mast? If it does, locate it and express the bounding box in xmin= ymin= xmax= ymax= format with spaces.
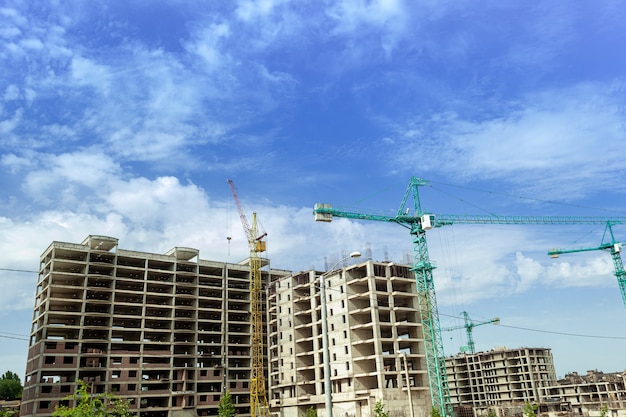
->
xmin=313 ymin=176 xmax=626 ymax=417
xmin=442 ymin=311 xmax=500 ymax=354
xmin=548 ymin=222 xmax=626 ymax=308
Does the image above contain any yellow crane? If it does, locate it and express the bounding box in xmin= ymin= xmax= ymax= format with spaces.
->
xmin=228 ymin=179 xmax=269 ymax=417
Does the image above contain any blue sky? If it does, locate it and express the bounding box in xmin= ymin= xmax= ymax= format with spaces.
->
xmin=2 ymin=0 xmax=626 ymax=380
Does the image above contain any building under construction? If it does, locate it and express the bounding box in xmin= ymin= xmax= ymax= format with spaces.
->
xmin=19 ymin=235 xmax=289 ymax=417
xmin=446 ymin=346 xmax=558 ymax=409
xmin=21 ymin=234 xmax=626 ymax=417
xmin=541 ymin=370 xmax=626 ymax=416
xmin=446 ymin=347 xmax=558 ymax=417
xmin=266 ymin=260 xmax=431 ymax=417
xmin=446 ymin=352 xmax=626 ymax=417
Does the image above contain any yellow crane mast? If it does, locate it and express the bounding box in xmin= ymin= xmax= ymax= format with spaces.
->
xmin=228 ymin=179 xmax=269 ymax=417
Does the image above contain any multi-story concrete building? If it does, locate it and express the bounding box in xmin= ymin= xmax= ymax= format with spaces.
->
xmin=267 ymin=260 xmax=431 ymax=417
xmin=445 ymin=347 xmax=558 ymax=416
xmin=19 ymin=235 xmax=289 ymax=417
xmin=541 ymin=370 xmax=626 ymax=416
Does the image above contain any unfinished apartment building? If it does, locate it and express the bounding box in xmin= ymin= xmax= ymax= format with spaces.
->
xmin=20 ymin=235 xmax=289 ymax=417
xmin=445 ymin=347 xmax=558 ymax=416
xmin=266 ymin=260 xmax=430 ymax=417
xmin=541 ymin=370 xmax=626 ymax=415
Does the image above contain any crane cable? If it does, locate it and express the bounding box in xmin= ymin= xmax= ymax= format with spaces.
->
xmin=439 ymin=312 xmax=626 ymax=340
xmin=0 ymin=267 xmax=38 ymax=274
xmin=0 ymin=332 xmax=29 ymax=341
xmin=429 ymin=180 xmax=626 ymax=216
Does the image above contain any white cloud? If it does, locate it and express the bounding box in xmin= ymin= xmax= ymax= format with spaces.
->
xmin=184 ymin=23 xmax=232 ymax=71
xmin=0 ymin=210 xmax=129 ymax=314
xmin=0 ymin=165 xmax=393 ymax=318
xmin=71 ymin=56 xmax=112 ymax=96
xmin=236 ymin=0 xmax=291 ymax=22
xmin=392 ymin=83 xmax=626 ymax=199
xmin=106 ymin=176 xmax=209 ymax=226
xmin=0 ymin=108 xmax=22 ymax=134
xmin=233 ymin=0 xmax=308 ymax=51
xmin=3 ymin=84 xmax=19 ymax=100
xmin=421 ymin=223 xmax=623 ymax=307
xmin=326 ymin=0 xmax=408 ymax=56
xmin=23 ymin=150 xmax=120 ymax=198
xmin=513 ymin=252 xmax=545 ymax=292
xmin=1 ymin=153 xmax=33 ymax=173
xmin=0 ymin=24 xmax=21 ymax=39
xmin=20 ymin=37 xmax=44 ymax=50
xmin=542 ymin=255 xmax=615 ymax=288
xmin=0 ymin=7 xmax=28 ymax=26
xmin=327 ymin=0 xmax=405 ymax=32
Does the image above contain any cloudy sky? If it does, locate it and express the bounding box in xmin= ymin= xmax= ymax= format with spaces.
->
xmin=2 ymin=0 xmax=626 ymax=379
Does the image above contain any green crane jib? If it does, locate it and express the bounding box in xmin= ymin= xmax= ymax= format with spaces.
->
xmin=313 ymin=176 xmax=626 ymax=417
xmin=442 ymin=311 xmax=500 ymax=354
xmin=548 ymin=222 xmax=626 ymax=308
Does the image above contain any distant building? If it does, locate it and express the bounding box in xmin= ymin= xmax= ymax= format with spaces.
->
xmin=445 ymin=349 xmax=626 ymax=417
xmin=445 ymin=347 xmax=558 ymax=416
xmin=541 ymin=370 xmax=626 ymax=416
xmin=267 ymin=260 xmax=431 ymax=417
xmin=19 ymin=235 xmax=290 ymax=417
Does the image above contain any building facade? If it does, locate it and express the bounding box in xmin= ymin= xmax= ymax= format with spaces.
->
xmin=541 ymin=370 xmax=626 ymax=416
xmin=445 ymin=347 xmax=558 ymax=416
xmin=267 ymin=260 xmax=431 ymax=417
xmin=20 ymin=235 xmax=289 ymax=417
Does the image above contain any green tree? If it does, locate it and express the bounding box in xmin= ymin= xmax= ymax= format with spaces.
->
xmin=301 ymin=406 xmax=317 ymax=417
xmin=486 ymin=409 xmax=497 ymax=417
xmin=430 ymin=407 xmax=443 ymax=417
xmin=52 ymin=381 xmax=134 ymax=417
xmin=0 ymin=371 xmax=23 ymax=400
xmin=523 ymin=402 xmax=538 ymax=417
xmin=600 ymin=405 xmax=609 ymax=417
xmin=374 ymin=400 xmax=389 ymax=417
xmin=218 ymin=390 xmax=236 ymax=417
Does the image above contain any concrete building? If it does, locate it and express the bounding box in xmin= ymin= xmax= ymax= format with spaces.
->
xmin=541 ymin=370 xmax=626 ymax=416
xmin=266 ymin=260 xmax=431 ymax=417
xmin=445 ymin=347 xmax=558 ymax=417
xmin=19 ymin=235 xmax=289 ymax=417
xmin=449 ymin=368 xmax=626 ymax=417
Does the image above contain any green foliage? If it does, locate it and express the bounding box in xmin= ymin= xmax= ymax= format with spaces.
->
xmin=374 ymin=400 xmax=389 ymax=417
xmin=0 ymin=371 xmax=23 ymax=400
xmin=523 ymin=402 xmax=538 ymax=417
xmin=0 ymin=372 xmax=20 ymax=383
xmin=486 ymin=409 xmax=497 ymax=417
xmin=52 ymin=381 xmax=134 ymax=417
xmin=430 ymin=407 xmax=443 ymax=417
xmin=218 ymin=390 xmax=236 ymax=417
xmin=301 ymin=406 xmax=317 ymax=417
xmin=600 ymin=405 xmax=609 ymax=417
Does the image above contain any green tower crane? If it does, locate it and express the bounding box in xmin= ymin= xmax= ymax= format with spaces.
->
xmin=313 ymin=176 xmax=626 ymax=417
xmin=548 ymin=222 xmax=626 ymax=308
xmin=442 ymin=311 xmax=500 ymax=354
